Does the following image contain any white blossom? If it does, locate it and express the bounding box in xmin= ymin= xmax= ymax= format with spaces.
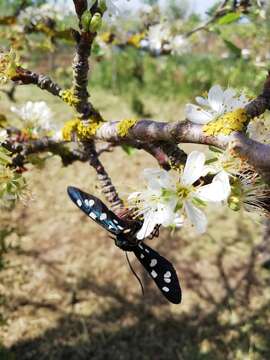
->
xmin=185 ymin=85 xmax=249 ymax=125
xmin=169 ymin=35 xmax=189 ymax=55
xmin=0 ymin=129 xmax=8 ymax=144
xmin=18 ymin=4 xmax=69 ymax=25
xmin=241 ymin=48 xmax=250 ymax=60
xmin=203 ymin=148 xmax=246 ymax=178
xmin=128 ymin=151 xmax=231 ymax=238
xmin=128 ymin=168 xmax=183 ymax=240
xmin=177 ymin=151 xmax=231 ymax=233
xmin=11 ymin=101 xmax=53 ymax=135
xmin=147 ymin=23 xmax=171 ymax=53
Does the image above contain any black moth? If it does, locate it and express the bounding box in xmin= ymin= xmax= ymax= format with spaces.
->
xmin=67 ymin=186 xmax=182 ymax=304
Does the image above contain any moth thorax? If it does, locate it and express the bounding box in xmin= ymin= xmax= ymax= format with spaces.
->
xmin=115 ymin=234 xmax=137 ymax=252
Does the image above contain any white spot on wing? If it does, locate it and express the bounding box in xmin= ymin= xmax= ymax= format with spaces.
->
xmin=145 ymin=249 xmax=150 ymax=253
xmin=150 ymin=259 xmax=157 ymax=267
xmin=77 ymin=199 xmax=82 ymax=207
xmin=113 ymin=219 xmax=119 ymax=224
xmin=89 ymin=199 xmax=95 ymax=207
xmin=164 ymin=271 xmax=171 ymax=278
xmin=118 ymin=225 xmax=124 ymax=230
xmin=162 ymin=287 xmax=170 ymax=292
xmin=140 ymin=254 xmax=144 ymax=259
xmin=84 ymin=199 xmax=89 ymax=206
xmin=138 ymin=244 xmax=143 ymax=250
xmin=164 ymin=278 xmax=171 ymax=283
xmin=100 ymin=213 xmax=107 ymax=221
xmin=89 ymin=212 xmax=97 ymax=220
xmin=151 ymin=270 xmax=158 ymax=278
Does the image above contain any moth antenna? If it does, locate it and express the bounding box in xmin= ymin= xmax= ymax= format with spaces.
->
xmin=125 ymin=252 xmax=144 ymax=296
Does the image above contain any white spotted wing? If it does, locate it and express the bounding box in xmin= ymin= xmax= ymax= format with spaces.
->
xmin=133 ymin=242 xmax=182 ymax=304
xmin=67 ymin=186 xmax=126 ymax=235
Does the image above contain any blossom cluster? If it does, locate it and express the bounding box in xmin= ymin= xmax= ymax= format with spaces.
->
xmin=11 ymin=101 xmax=60 ymax=139
xmin=145 ymin=23 xmax=189 ymax=55
xmin=18 ymin=4 xmax=70 ymax=26
xmin=185 ymin=84 xmax=249 ymax=135
xmin=98 ymin=23 xmax=190 ymax=55
xmin=128 ymin=147 xmax=269 ymax=239
xmin=128 ymin=151 xmax=231 ymax=238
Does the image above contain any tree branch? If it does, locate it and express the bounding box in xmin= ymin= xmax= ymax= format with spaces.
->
xmin=12 ymin=67 xmax=62 ymax=97
xmin=84 ymin=142 xmax=124 ymax=211
xmin=4 ymin=137 xmax=89 ymax=167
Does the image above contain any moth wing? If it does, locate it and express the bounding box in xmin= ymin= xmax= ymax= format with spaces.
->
xmin=67 ymin=186 xmax=126 ymax=235
xmin=133 ymin=242 xmax=182 ymax=304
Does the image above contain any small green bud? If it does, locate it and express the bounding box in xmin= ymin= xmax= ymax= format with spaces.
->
xmin=89 ymin=13 xmax=102 ymax=33
xmin=81 ymin=10 xmax=92 ymax=32
xmin=228 ymin=196 xmax=241 ymax=211
xmin=99 ymin=0 xmax=107 ymax=13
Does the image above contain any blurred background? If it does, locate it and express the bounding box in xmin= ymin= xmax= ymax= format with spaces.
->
xmin=0 ymin=1 xmax=270 ymax=359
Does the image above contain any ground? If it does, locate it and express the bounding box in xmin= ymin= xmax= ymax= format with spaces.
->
xmin=0 ymin=85 xmax=270 ymax=360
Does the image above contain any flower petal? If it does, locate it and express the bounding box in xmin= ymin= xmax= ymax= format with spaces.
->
xmin=185 ymin=104 xmax=213 ymax=124
xmin=156 ymin=199 xmax=178 ymax=226
xmin=136 ymin=210 xmax=157 ymax=240
xmin=184 ymin=200 xmax=207 ymax=234
xmin=195 ymin=96 xmax=209 ymax=107
xmin=174 ymin=214 xmax=184 ymax=228
xmin=182 ymin=151 xmax=206 ymax=186
xmin=143 ymin=168 xmax=173 ymax=191
xmin=208 ymin=85 xmax=224 ymax=113
xmin=196 ymin=171 xmax=231 ymax=202
xmin=128 ymin=192 xmax=142 ymax=201
xmin=0 ymin=129 xmax=7 ymax=144
xmin=223 ymin=88 xmax=236 ymax=102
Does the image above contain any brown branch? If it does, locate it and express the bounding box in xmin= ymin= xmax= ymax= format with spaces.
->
xmin=141 ymin=142 xmax=187 ymax=170
xmin=71 ymin=2 xmax=120 ymax=210
xmin=84 ymin=142 xmax=124 ymax=211
xmin=230 ymin=133 xmax=270 ymax=180
xmin=94 ymin=119 xmax=229 ymax=148
xmin=4 ymin=137 xmax=89 ymax=167
xmin=71 ymin=3 xmax=103 ymax=121
xmin=5 ymin=69 xmax=270 ymax=177
xmin=245 ymin=70 xmax=270 ymax=118
xmin=12 ymin=67 xmax=62 ymax=97
xmin=73 ymin=0 xmax=88 ymax=21
xmin=72 ymin=31 xmax=95 ymax=116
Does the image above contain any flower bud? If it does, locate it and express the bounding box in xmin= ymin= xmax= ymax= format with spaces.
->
xmin=89 ymin=13 xmax=102 ymax=33
xmin=99 ymin=0 xmax=107 ymax=14
xmin=81 ymin=10 xmax=92 ymax=32
xmin=228 ymin=196 xmax=241 ymax=211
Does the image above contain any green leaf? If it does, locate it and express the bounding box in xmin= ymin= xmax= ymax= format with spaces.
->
xmin=217 ymin=12 xmax=241 ymax=25
xmin=122 ymin=145 xmax=136 ymax=156
xmin=223 ymin=39 xmax=242 ymax=58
